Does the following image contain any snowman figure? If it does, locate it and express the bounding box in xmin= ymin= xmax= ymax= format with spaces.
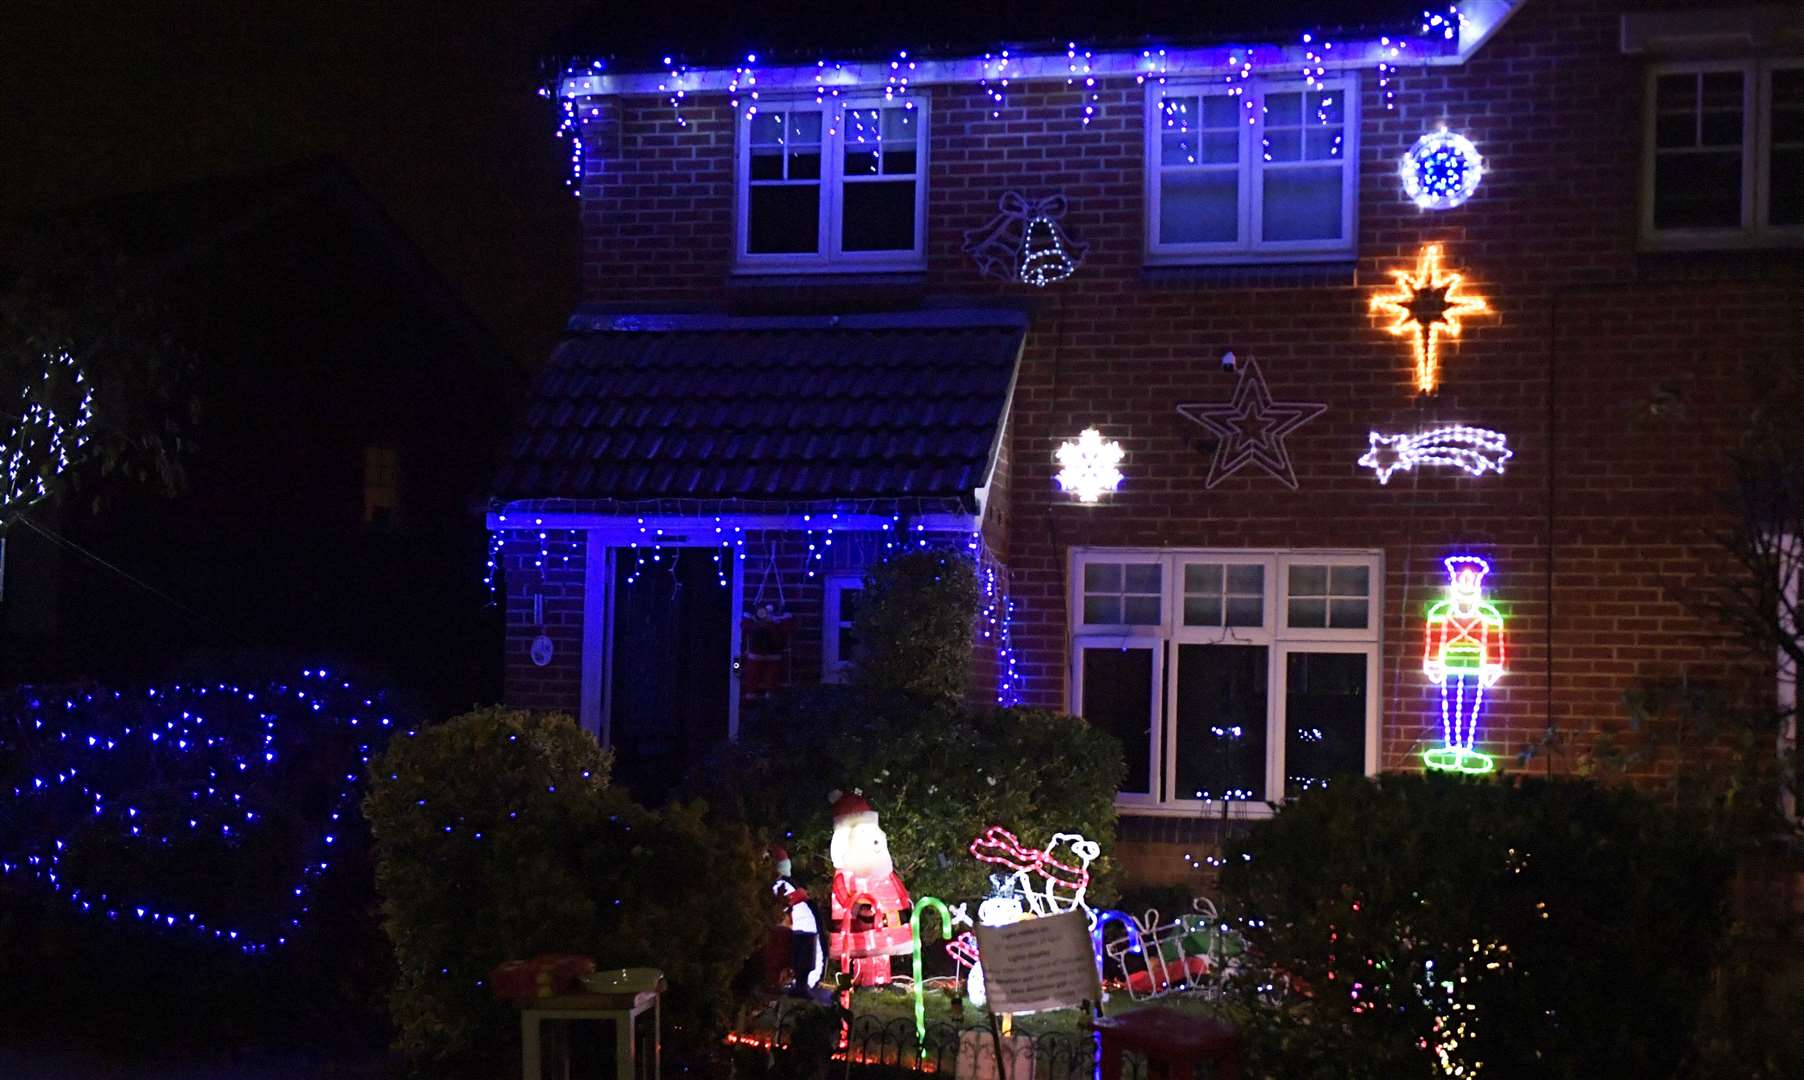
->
xmin=827 ymin=790 xmax=913 ymax=987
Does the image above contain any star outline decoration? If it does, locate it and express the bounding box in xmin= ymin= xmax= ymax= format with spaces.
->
xmin=1176 ymin=358 xmax=1327 ymax=491
xmin=1368 ymin=243 xmax=1491 ymax=394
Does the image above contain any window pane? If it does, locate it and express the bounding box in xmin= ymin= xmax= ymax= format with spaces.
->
xmin=1655 ymin=73 xmax=1695 ymax=113
xmin=1328 ymin=598 xmax=1369 ymax=629
xmin=750 ymin=148 xmax=784 ymax=181
xmin=1283 ymin=652 xmax=1367 ymax=796
xmin=1263 ymin=166 xmax=1342 ymax=241
xmin=1330 ymin=565 xmax=1370 ymax=597
xmin=883 ymin=148 xmax=917 ymax=175
xmin=1202 ymin=95 xmax=1239 ymax=127
xmin=1185 ymin=563 xmax=1223 ymax=594
xmin=842 ymin=181 xmax=915 ymax=251
xmin=1311 ymin=90 xmax=1345 ymax=125
xmin=1123 ymin=596 xmax=1162 ymax=625
xmin=1174 ymin=644 xmax=1268 ymax=802
xmin=1701 ymin=71 xmax=1743 ymax=109
xmin=1773 ymin=148 xmax=1804 ymax=227
xmin=1262 ymin=129 xmax=1301 ymax=162
xmin=1226 ymin=597 xmax=1264 ymax=626
xmin=1700 ymin=109 xmax=1743 ymax=147
xmin=1159 ymin=95 xmax=1200 ymax=138
xmin=1264 ymin=92 xmax=1302 ymax=124
xmin=1085 ymin=564 xmax=1122 ymax=592
xmin=1304 ymin=127 xmax=1344 ymax=161
xmin=1084 ymin=595 xmax=1121 ymax=624
xmin=1654 ymin=152 xmax=1742 ymax=229
xmin=1184 ymin=596 xmax=1223 ymax=626
xmin=1288 ymin=598 xmax=1327 ymax=628
xmin=1161 ymin=171 xmax=1238 ymax=243
xmin=1655 ymin=112 xmax=1695 ymax=149
xmin=1289 ymin=564 xmax=1327 ymax=595
xmin=1124 ymin=564 xmax=1162 ymax=593
xmin=844 ymin=145 xmax=882 ymax=176
xmin=748 ymin=185 xmax=820 ymax=253
xmin=750 ymin=111 xmax=787 ymax=146
xmin=1226 ymin=564 xmax=1264 ymax=595
xmin=880 ymin=106 xmax=917 ymax=143
xmin=1082 ymin=647 xmax=1155 ymax=795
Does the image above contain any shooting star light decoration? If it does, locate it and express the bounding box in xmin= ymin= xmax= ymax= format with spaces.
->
xmin=1359 ymin=425 xmax=1512 ymax=484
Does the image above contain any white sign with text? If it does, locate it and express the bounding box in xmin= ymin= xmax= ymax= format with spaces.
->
xmin=971 ymin=910 xmax=1098 ymax=1015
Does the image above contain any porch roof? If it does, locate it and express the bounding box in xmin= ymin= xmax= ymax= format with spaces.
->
xmin=491 ymin=308 xmax=1026 ymax=509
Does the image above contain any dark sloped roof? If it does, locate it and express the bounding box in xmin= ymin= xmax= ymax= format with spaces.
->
xmin=492 ymin=309 xmax=1026 ymax=506
xmin=558 ymin=0 xmax=1424 ymax=73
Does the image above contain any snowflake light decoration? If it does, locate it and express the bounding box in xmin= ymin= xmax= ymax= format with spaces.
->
xmin=1369 ymin=244 xmax=1491 ymax=395
xmin=1054 ymin=428 xmax=1124 ymax=503
xmin=1359 ymin=426 xmax=1511 ymax=484
xmin=1402 ymin=129 xmax=1485 ymax=210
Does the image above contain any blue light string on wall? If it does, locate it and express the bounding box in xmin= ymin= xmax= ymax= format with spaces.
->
xmin=0 ymin=669 xmax=410 ymax=955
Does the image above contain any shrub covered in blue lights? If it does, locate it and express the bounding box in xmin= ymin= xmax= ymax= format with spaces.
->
xmin=0 ymin=668 xmax=411 ymax=955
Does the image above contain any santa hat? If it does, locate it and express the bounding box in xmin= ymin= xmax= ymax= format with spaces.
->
xmin=829 ymin=789 xmax=879 ymax=830
xmin=768 ymin=843 xmax=790 ymax=862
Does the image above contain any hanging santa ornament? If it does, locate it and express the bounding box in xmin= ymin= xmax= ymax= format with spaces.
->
xmin=963 ymin=192 xmax=1088 ymax=287
xmin=827 ymin=790 xmax=913 ymax=987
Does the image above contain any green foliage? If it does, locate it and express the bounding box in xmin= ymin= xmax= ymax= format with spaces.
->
xmin=686 ymin=685 xmax=1123 ymax=906
xmin=1219 ymin=772 xmax=1732 ymax=1080
xmin=366 ymin=707 xmax=767 ymax=1076
xmin=851 ymin=550 xmax=981 ymax=703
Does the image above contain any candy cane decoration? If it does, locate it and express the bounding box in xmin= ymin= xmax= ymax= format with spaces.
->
xmin=910 ymin=896 xmax=953 ymax=1044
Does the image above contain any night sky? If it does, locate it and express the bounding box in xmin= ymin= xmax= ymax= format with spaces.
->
xmin=4 ymin=1 xmax=1420 ymax=364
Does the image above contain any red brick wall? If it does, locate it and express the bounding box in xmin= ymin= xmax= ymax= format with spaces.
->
xmin=561 ymin=0 xmax=1803 ymax=883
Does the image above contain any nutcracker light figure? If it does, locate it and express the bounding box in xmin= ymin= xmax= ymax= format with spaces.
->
xmin=1423 ymin=554 xmax=1506 ymax=774
xmin=827 ymin=791 xmax=913 ymax=986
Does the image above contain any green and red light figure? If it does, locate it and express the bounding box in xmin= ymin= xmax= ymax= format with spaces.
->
xmin=1423 ymin=555 xmax=1505 ymax=773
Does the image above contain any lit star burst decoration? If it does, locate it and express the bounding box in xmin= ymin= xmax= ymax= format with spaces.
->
xmin=1054 ymin=428 xmax=1124 ymax=503
xmin=1177 ymin=359 xmax=1326 ymax=490
xmin=1359 ymin=425 xmax=1512 ymax=484
xmin=1369 ymin=244 xmax=1491 ymax=394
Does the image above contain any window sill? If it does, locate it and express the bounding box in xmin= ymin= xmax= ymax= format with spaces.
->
xmin=1114 ymin=798 xmax=1277 ymax=819
xmin=1141 ymin=259 xmax=1357 ymax=289
xmin=1639 ymin=229 xmax=1804 ymax=253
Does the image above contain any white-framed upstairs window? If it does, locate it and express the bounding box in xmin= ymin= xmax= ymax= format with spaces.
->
xmin=736 ymin=98 xmax=928 ymax=272
xmin=1069 ymin=549 xmax=1381 ymax=813
xmin=1643 ymin=59 xmax=1804 ymax=248
xmin=822 ymin=575 xmax=864 ymax=683
xmin=1145 ymin=76 xmax=1359 ymax=264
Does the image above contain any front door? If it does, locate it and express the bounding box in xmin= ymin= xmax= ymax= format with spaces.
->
xmin=608 ymin=548 xmax=733 ymax=801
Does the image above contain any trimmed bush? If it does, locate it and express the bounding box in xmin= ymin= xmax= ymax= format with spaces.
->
xmin=851 ymin=550 xmax=981 ymax=703
xmin=1218 ymin=772 xmax=1732 ymax=1080
xmin=365 ymin=707 xmax=766 ymax=1076
xmin=686 ymin=686 xmax=1123 ymax=907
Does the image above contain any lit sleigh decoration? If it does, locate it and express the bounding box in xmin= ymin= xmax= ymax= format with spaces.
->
xmin=943 ymin=826 xmax=1099 ymax=1006
xmin=963 ymin=192 xmax=1088 ymax=287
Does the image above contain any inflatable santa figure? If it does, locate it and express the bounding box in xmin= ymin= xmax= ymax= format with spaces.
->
xmin=827 ymin=791 xmax=913 ymax=987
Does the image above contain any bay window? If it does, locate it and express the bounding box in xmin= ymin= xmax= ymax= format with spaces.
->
xmin=1070 ymin=550 xmax=1381 ymax=811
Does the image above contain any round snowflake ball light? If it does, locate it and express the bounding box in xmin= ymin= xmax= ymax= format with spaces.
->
xmin=1401 ymin=129 xmax=1484 ymax=210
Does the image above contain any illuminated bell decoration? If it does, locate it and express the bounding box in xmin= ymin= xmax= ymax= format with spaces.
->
xmin=1369 ymin=244 xmax=1491 ymax=395
xmin=1054 ymin=428 xmax=1125 ymax=503
xmin=1019 ymin=215 xmax=1077 ymax=287
xmin=1401 ymin=129 xmax=1485 ymax=210
xmin=1423 ymin=554 xmax=1506 ymax=774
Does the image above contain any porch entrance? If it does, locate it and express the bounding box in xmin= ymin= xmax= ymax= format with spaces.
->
xmin=608 ymin=548 xmax=734 ymax=801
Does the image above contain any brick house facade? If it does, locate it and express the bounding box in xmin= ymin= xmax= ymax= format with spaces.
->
xmin=498 ymin=0 xmax=1803 ymax=880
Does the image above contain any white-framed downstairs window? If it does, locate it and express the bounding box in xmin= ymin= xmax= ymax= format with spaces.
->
xmin=822 ymin=575 xmax=863 ymax=683
xmin=1145 ymin=76 xmax=1359 ymax=263
xmin=1643 ymin=59 xmax=1804 ymax=247
xmin=736 ymin=98 xmax=927 ymax=272
xmin=1069 ymin=549 xmax=1381 ymax=812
